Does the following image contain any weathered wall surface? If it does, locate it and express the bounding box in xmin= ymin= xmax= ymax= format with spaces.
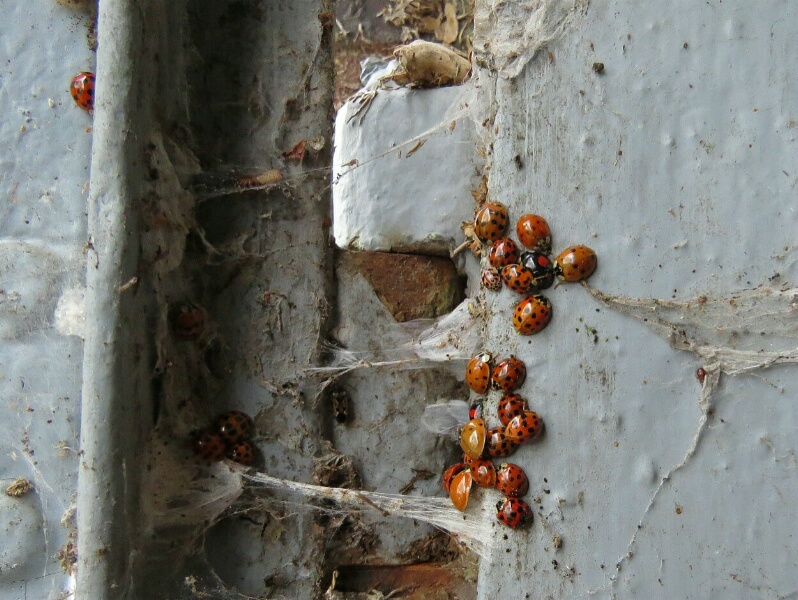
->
xmin=471 ymin=0 xmax=798 ymax=598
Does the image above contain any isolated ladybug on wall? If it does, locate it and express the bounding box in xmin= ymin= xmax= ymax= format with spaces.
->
xmin=70 ymin=71 xmax=95 ymax=111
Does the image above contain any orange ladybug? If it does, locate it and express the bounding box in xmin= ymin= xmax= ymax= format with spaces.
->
xmin=474 ymin=202 xmax=509 ymax=243
xmin=460 ymin=418 xmax=487 ymax=459
xmin=465 ymin=352 xmax=493 ymax=394
xmin=501 ymin=264 xmax=536 ymax=294
xmin=554 ymin=245 xmax=597 ymax=282
xmin=512 ymin=295 xmax=552 ymax=335
xmin=516 ymin=214 xmax=552 ymax=253
xmin=497 ymin=393 xmax=527 ymax=426
xmin=450 ymin=469 xmax=473 ymax=511
xmin=505 ymin=410 xmax=544 ymax=443
xmin=442 ymin=463 xmax=467 ymax=494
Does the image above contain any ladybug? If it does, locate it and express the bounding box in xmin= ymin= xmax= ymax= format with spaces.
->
xmin=469 ymin=401 xmax=484 ymax=420
xmin=554 ymin=245 xmax=597 ymax=282
xmin=516 ymin=214 xmax=552 ymax=253
xmin=497 ymin=393 xmax=527 ymax=427
xmin=172 ymin=302 xmax=207 ymax=340
xmin=460 ymin=418 xmax=487 ymax=460
xmin=519 ymin=251 xmax=555 ymax=290
xmin=486 ymin=426 xmax=518 ymax=458
xmin=495 ymin=463 xmax=530 ymax=498
xmin=501 ymin=264 xmax=536 ymax=294
xmin=191 ymin=429 xmax=226 ymax=461
xmin=488 ymin=238 xmax=520 ymax=268
xmin=465 ymin=352 xmax=493 ymax=394
xmin=212 ymin=411 xmax=255 ymax=444
xmin=695 ymin=367 xmax=706 ymax=385
xmin=449 ymin=469 xmax=473 ymax=512
xmin=513 ymin=294 xmax=552 ymax=335
xmin=481 ymin=266 xmax=502 ymax=292
xmin=442 ymin=463 xmax=467 ymax=494
xmin=70 ymin=71 xmax=95 ymax=111
xmin=469 ymin=457 xmax=497 ymax=488
xmin=491 ymin=356 xmax=527 ymax=392
xmin=474 ymin=202 xmax=509 ymax=243
xmin=496 ymin=497 xmax=534 ymax=529
xmin=505 ymin=410 xmax=544 ymax=443
xmin=226 ymin=440 xmax=257 ymax=466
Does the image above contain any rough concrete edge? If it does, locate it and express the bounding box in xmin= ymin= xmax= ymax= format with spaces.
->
xmin=76 ymin=1 xmax=155 ymax=598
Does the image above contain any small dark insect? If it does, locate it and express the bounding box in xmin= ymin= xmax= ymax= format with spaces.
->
xmin=695 ymin=367 xmax=706 ymax=385
xmin=331 ymin=387 xmax=351 ymax=423
xmin=592 ymin=62 xmax=605 ymax=74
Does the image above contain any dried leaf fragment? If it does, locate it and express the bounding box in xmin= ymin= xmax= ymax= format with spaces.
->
xmin=406 ymin=139 xmax=426 ymax=158
xmin=384 ymin=40 xmax=471 ymax=87
xmin=5 ymin=477 xmax=33 ymax=498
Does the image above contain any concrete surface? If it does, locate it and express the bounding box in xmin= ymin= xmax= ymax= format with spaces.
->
xmin=470 ymin=0 xmax=798 ymax=598
xmin=0 ymin=2 xmax=94 ymax=599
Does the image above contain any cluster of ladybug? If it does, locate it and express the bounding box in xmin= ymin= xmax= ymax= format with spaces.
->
xmin=191 ymin=411 xmax=258 ymax=466
xmin=442 ymin=353 xmax=541 ymax=529
xmin=473 ymin=202 xmax=597 ymax=334
xmin=70 ymin=71 xmax=95 ymax=112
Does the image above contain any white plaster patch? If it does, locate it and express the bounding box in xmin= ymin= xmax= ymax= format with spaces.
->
xmin=54 ymin=287 xmax=86 ymax=338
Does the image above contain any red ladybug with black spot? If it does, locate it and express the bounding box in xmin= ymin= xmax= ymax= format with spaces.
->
xmin=488 ymin=238 xmax=520 ymax=268
xmin=497 ymin=393 xmax=527 ymax=427
xmin=213 ymin=411 xmax=255 ymax=444
xmin=501 ymin=264 xmax=536 ymax=294
xmin=70 ymin=71 xmax=95 ymax=111
xmin=505 ymin=410 xmax=544 ymax=443
xmin=513 ymin=294 xmax=552 ymax=335
xmin=191 ymin=429 xmax=226 ymax=461
xmin=491 ymin=356 xmax=526 ymax=392
xmin=495 ymin=463 xmax=529 ymax=498
xmin=474 ymin=202 xmax=509 ymax=243
xmin=226 ymin=440 xmax=257 ymax=466
xmin=496 ymin=497 xmax=534 ymax=529
xmin=485 ymin=426 xmax=518 ymax=458
xmin=469 ymin=457 xmax=497 ymax=488
xmin=554 ymin=245 xmax=597 ymax=282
